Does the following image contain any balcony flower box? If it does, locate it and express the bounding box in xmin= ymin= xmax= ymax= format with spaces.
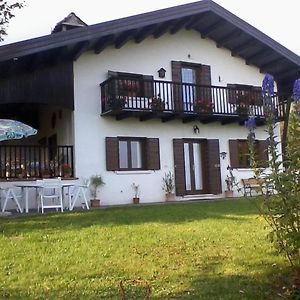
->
xmin=108 ymin=96 xmax=127 ymax=111
xmin=236 ymin=101 xmax=249 ymax=116
xmin=194 ymin=99 xmax=214 ymax=114
xmin=150 ymin=95 xmax=165 ymax=111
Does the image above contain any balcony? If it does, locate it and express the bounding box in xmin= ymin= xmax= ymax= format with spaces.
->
xmin=0 ymin=145 xmax=74 ymax=180
xmin=100 ymin=77 xmax=286 ymax=125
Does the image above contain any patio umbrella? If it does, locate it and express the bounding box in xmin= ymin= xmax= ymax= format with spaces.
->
xmin=0 ymin=119 xmax=37 ymax=142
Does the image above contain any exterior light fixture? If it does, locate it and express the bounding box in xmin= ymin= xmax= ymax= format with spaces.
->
xmin=193 ymin=125 xmax=199 ymax=134
xmin=220 ymin=151 xmax=227 ymax=160
xmin=158 ymin=67 xmax=166 ymax=78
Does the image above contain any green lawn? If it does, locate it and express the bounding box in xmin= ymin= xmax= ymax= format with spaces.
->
xmin=0 ymin=199 xmax=288 ymax=299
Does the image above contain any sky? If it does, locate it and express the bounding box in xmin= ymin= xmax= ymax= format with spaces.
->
xmin=2 ymin=0 xmax=300 ymax=56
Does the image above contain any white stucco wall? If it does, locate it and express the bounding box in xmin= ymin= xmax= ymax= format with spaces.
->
xmin=73 ymin=29 xmax=279 ymax=205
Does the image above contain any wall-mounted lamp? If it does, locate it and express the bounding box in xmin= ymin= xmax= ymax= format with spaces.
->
xmin=220 ymin=151 xmax=227 ymax=160
xmin=193 ymin=125 xmax=200 ymax=134
xmin=158 ymin=67 xmax=166 ymax=78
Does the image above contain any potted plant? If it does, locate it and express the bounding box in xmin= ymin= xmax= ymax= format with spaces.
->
xmin=225 ymin=166 xmax=235 ymax=198
xmin=131 ymin=182 xmax=140 ymax=204
xmin=150 ymin=94 xmax=165 ymax=111
xmin=90 ymin=175 xmax=105 ymax=207
xmin=162 ymin=171 xmax=176 ymax=201
xmin=62 ymin=163 xmax=72 ymax=178
xmin=194 ymin=99 xmax=214 ymax=113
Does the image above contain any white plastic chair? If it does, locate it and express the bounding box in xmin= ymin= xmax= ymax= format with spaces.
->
xmin=1 ymin=186 xmax=23 ymax=213
xmin=38 ymin=179 xmax=64 ymax=214
xmin=70 ymin=179 xmax=90 ymax=211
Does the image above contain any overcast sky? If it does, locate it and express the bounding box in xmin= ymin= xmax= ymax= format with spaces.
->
xmin=2 ymin=0 xmax=300 ymax=56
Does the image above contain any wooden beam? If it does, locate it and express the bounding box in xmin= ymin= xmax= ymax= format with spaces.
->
xmin=231 ymin=38 xmax=254 ymax=57
xmin=135 ymin=25 xmax=154 ymax=43
xmin=94 ymin=35 xmax=114 ymax=54
xmin=259 ymin=57 xmax=285 ymax=72
xmin=185 ymin=15 xmax=202 ymax=30
xmin=216 ymin=29 xmax=241 ymax=48
xmin=139 ymin=113 xmax=154 ymax=122
xmin=275 ymin=68 xmax=299 ymax=81
xmin=70 ymin=41 xmax=90 ymax=61
xmin=169 ymin=17 xmax=189 ymax=34
xmin=245 ymin=48 xmax=271 ymax=65
xmin=153 ymin=21 xmax=174 ymax=39
xmin=115 ymin=111 xmax=132 ymax=120
xmin=115 ymin=30 xmax=136 ymax=49
xmin=200 ymin=19 xmax=226 ymax=38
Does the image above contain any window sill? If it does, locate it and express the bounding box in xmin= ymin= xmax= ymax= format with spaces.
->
xmin=115 ymin=170 xmax=153 ymax=175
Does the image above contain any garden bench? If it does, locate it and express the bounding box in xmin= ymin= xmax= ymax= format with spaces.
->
xmin=241 ymin=178 xmax=265 ymax=197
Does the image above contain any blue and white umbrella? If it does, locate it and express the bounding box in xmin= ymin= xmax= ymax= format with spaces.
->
xmin=0 ymin=119 xmax=37 ymax=141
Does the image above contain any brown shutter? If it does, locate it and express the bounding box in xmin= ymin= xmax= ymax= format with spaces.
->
xmin=257 ymin=140 xmax=269 ymax=168
xmin=207 ymin=139 xmax=222 ymax=194
xmin=229 ymin=140 xmax=239 ymax=168
xmin=106 ymin=137 xmax=119 ymax=171
xmin=146 ymin=138 xmax=160 ymax=170
xmin=227 ymin=84 xmax=237 ymax=104
xmin=171 ymin=61 xmax=183 ymax=111
xmin=173 ymin=139 xmax=185 ymax=196
xmin=142 ymin=75 xmax=154 ymax=98
xmin=199 ymin=64 xmax=211 ymax=86
xmin=253 ymin=86 xmax=263 ymax=105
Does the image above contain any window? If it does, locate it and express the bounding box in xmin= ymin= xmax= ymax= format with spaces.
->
xmin=106 ymin=137 xmax=160 ymax=171
xmin=118 ymin=138 xmax=144 ymax=170
xmin=237 ymin=140 xmax=251 ymax=168
xmin=229 ymin=139 xmax=268 ymax=168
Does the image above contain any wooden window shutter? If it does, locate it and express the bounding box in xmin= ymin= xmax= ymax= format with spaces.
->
xmin=146 ymin=138 xmax=160 ymax=170
xmin=229 ymin=140 xmax=239 ymax=168
xmin=142 ymin=75 xmax=154 ymax=99
xmin=199 ymin=64 xmax=211 ymax=86
xmin=198 ymin=64 xmax=212 ymax=101
xmin=257 ymin=140 xmax=269 ymax=168
xmin=207 ymin=139 xmax=222 ymax=194
xmin=227 ymin=84 xmax=237 ymax=104
xmin=252 ymin=86 xmax=263 ymax=105
xmin=106 ymin=137 xmax=119 ymax=171
xmin=171 ymin=61 xmax=183 ymax=111
xmin=173 ymin=139 xmax=185 ymax=196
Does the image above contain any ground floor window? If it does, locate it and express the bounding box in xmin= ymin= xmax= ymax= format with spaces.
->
xmin=229 ymin=139 xmax=268 ymax=168
xmin=106 ymin=137 xmax=160 ymax=171
xmin=118 ymin=138 xmax=144 ymax=170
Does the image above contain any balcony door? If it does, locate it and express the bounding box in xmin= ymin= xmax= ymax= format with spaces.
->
xmin=181 ymin=67 xmax=197 ymax=111
xmin=171 ymin=61 xmax=212 ymax=112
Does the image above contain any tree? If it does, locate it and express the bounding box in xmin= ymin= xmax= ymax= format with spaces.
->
xmin=0 ymin=0 xmax=24 ymax=41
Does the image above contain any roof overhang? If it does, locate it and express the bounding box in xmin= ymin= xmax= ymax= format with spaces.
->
xmin=0 ymin=0 xmax=299 ymax=86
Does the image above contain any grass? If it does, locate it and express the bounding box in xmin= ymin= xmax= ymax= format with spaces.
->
xmin=0 ymin=199 xmax=289 ymax=299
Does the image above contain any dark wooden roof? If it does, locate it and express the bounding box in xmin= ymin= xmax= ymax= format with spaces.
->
xmin=0 ymin=0 xmax=299 ymax=86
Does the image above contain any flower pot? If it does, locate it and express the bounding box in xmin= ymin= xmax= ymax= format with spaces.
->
xmin=133 ymin=197 xmax=140 ymax=204
xmin=225 ymin=190 xmax=234 ymax=198
xmin=165 ymin=192 xmax=176 ymax=202
xmin=90 ymin=199 xmax=100 ymax=208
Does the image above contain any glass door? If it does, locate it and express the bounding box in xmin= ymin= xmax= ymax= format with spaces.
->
xmin=181 ymin=68 xmax=196 ymax=111
xmin=183 ymin=140 xmax=205 ymax=194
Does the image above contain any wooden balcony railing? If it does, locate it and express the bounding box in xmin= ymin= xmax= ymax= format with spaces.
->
xmin=100 ymin=77 xmax=284 ymax=122
xmin=0 ymin=145 xmax=74 ymax=179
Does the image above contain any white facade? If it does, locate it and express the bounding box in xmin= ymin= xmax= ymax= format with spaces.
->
xmin=72 ymin=29 xmax=279 ymax=205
